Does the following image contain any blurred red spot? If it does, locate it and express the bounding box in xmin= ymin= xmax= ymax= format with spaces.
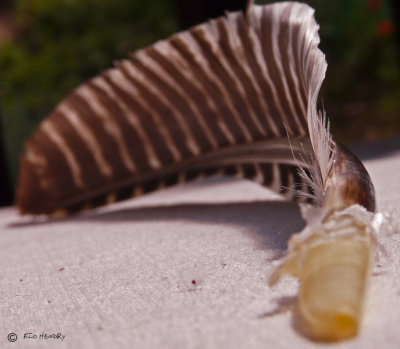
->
xmin=378 ymin=20 xmax=394 ymax=37
xmin=368 ymin=0 xmax=382 ymax=12
xmin=191 ymin=280 xmax=196 ymax=285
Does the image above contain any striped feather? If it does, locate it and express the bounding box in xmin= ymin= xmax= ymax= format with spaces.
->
xmin=17 ymin=2 xmax=332 ymax=215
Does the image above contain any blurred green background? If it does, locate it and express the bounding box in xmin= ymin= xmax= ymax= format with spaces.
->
xmin=0 ymin=0 xmax=399 ymax=205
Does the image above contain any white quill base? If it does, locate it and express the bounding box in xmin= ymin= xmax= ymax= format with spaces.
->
xmin=270 ymin=204 xmax=380 ymax=340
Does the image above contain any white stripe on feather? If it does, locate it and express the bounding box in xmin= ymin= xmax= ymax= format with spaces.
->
xmin=269 ymin=5 xmax=305 ymax=134
xmin=246 ymin=8 xmax=288 ymax=136
xmin=155 ymin=39 xmax=236 ymax=145
xmin=76 ymin=85 xmax=137 ymax=173
xmin=59 ymin=104 xmax=113 ymax=179
xmin=130 ymin=50 xmax=201 ymax=155
xmin=142 ymin=45 xmax=219 ymax=149
xmin=286 ymin=5 xmax=307 ymax=120
xmin=183 ymin=29 xmax=253 ymax=142
xmin=41 ymin=120 xmax=85 ymax=189
xmin=119 ymin=61 xmax=184 ymax=161
xmin=209 ymin=18 xmax=267 ymax=137
xmin=92 ymin=74 xmax=162 ymax=169
xmin=226 ymin=12 xmax=281 ymax=137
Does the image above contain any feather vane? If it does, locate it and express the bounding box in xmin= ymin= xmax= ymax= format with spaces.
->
xmin=17 ymin=2 xmax=330 ymax=215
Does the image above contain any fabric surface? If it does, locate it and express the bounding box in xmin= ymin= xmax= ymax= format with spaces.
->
xmin=1 ymin=141 xmax=400 ymax=349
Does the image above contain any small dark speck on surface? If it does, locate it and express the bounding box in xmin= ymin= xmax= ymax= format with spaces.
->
xmin=59 ymin=267 xmax=65 ymax=272
xmin=19 ymin=279 xmax=23 ymax=282
xmin=48 ymin=300 xmax=51 ymax=304
xmin=221 ymin=263 xmax=227 ymax=268
xmin=191 ymin=280 xmax=196 ymax=285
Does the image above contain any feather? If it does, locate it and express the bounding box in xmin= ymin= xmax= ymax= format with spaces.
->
xmin=17 ymin=2 xmax=329 ymax=215
xmin=16 ymin=1 xmax=382 ymax=341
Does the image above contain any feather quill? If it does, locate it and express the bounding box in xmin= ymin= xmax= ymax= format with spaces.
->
xmin=16 ymin=1 xmax=379 ymax=341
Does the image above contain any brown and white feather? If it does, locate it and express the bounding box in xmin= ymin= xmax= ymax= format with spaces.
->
xmin=17 ymin=2 xmax=331 ymax=215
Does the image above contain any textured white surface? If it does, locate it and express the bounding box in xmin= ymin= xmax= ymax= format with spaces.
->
xmin=1 ymin=144 xmax=400 ymax=349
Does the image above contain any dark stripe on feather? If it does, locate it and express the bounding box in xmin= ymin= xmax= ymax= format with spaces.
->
xmin=169 ymin=36 xmax=242 ymax=143
xmin=66 ymin=94 xmax=132 ymax=179
xmin=190 ymin=28 xmax=256 ymax=142
xmin=130 ymin=53 xmax=215 ymax=153
xmin=123 ymin=59 xmax=194 ymax=159
xmin=101 ymin=72 xmax=176 ymax=166
xmin=259 ymin=7 xmax=299 ymax=135
xmin=86 ymin=82 xmax=150 ymax=172
xmin=145 ymin=47 xmax=231 ymax=148
xmin=236 ymin=15 xmax=285 ymax=136
xmin=50 ymin=110 xmax=103 ymax=188
xmin=278 ymin=6 xmax=307 ymax=131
